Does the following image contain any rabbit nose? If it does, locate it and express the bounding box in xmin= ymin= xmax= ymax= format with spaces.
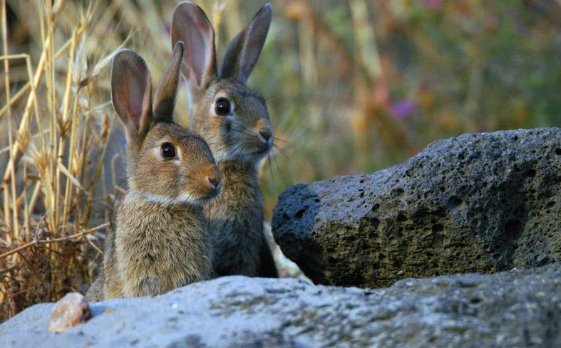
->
xmin=207 ymin=176 xmax=220 ymax=189
xmin=206 ymin=166 xmax=221 ymax=189
xmin=258 ymin=129 xmax=272 ymax=143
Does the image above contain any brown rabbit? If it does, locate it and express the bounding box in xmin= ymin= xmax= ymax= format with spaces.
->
xmin=85 ymin=42 xmax=221 ymax=301
xmin=171 ymin=2 xmax=277 ymax=278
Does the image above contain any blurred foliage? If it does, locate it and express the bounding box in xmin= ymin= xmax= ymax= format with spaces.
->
xmin=262 ymin=0 xmax=561 ymax=215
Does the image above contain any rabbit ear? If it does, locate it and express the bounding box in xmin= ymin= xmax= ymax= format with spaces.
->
xmin=220 ymin=3 xmax=272 ymax=84
xmin=171 ymin=2 xmax=217 ymax=93
xmin=111 ymin=49 xmax=153 ymax=146
xmin=153 ymin=41 xmax=184 ymax=123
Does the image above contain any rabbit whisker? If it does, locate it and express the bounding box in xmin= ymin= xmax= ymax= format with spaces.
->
xmin=272 ymin=144 xmax=289 ymax=159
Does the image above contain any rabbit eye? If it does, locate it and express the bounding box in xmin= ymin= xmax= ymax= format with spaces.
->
xmin=215 ymin=98 xmax=231 ymax=116
xmin=161 ymin=143 xmax=176 ymax=159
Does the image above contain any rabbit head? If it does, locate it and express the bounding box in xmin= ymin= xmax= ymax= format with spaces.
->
xmin=171 ymin=2 xmax=273 ymax=164
xmin=111 ymin=42 xmax=221 ymax=205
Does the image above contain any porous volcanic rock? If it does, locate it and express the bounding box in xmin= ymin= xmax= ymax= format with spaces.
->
xmin=1 ymin=264 xmax=561 ymax=347
xmin=273 ymin=128 xmax=561 ymax=287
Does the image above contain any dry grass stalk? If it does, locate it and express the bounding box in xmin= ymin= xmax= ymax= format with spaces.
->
xmin=0 ymin=0 xmax=121 ymax=322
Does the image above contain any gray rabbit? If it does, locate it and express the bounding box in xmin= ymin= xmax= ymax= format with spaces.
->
xmin=171 ymin=2 xmax=277 ymax=277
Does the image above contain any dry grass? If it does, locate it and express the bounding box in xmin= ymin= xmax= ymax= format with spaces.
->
xmin=0 ymin=0 xmax=130 ymax=322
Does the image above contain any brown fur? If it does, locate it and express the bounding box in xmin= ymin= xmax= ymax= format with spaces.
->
xmin=85 ymin=270 xmax=104 ymax=301
xmin=85 ymin=42 xmax=220 ymax=300
xmin=103 ymin=196 xmax=211 ymax=298
xmin=172 ymin=2 xmax=277 ymax=278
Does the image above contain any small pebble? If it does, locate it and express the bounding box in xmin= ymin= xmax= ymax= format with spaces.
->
xmin=49 ymin=292 xmax=92 ymax=333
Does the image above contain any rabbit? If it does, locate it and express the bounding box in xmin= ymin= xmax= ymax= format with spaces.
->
xmin=85 ymin=41 xmax=221 ymax=301
xmin=171 ymin=2 xmax=278 ymax=278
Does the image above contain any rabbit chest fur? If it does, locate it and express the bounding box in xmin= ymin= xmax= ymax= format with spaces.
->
xmin=205 ymin=162 xmax=269 ymax=277
xmin=103 ymin=194 xmax=212 ymax=299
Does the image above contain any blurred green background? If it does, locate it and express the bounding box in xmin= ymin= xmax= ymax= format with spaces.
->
xmin=5 ymin=0 xmax=561 ymax=218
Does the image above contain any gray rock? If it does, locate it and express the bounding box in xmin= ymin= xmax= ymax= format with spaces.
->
xmin=273 ymin=128 xmax=561 ymax=287
xmin=2 ymin=264 xmax=561 ymax=348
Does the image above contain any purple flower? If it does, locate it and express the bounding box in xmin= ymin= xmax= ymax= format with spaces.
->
xmin=423 ymin=0 xmax=443 ymax=10
xmin=391 ymin=100 xmax=417 ymax=119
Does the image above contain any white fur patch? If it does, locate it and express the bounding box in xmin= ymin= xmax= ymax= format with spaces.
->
xmin=177 ymin=192 xmax=197 ymax=203
xmin=212 ymin=150 xmax=230 ymax=163
xmin=152 ymin=147 xmax=161 ymax=158
xmin=175 ymin=146 xmax=182 ymax=161
xmin=127 ymin=191 xmax=198 ymax=206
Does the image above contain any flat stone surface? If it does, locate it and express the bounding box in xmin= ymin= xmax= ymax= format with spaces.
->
xmin=273 ymin=128 xmax=561 ymax=287
xmin=1 ymin=264 xmax=561 ymax=348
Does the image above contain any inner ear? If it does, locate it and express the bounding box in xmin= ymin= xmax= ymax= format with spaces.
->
xmin=171 ymin=2 xmax=217 ymax=89
xmin=111 ymin=49 xmax=153 ymax=144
